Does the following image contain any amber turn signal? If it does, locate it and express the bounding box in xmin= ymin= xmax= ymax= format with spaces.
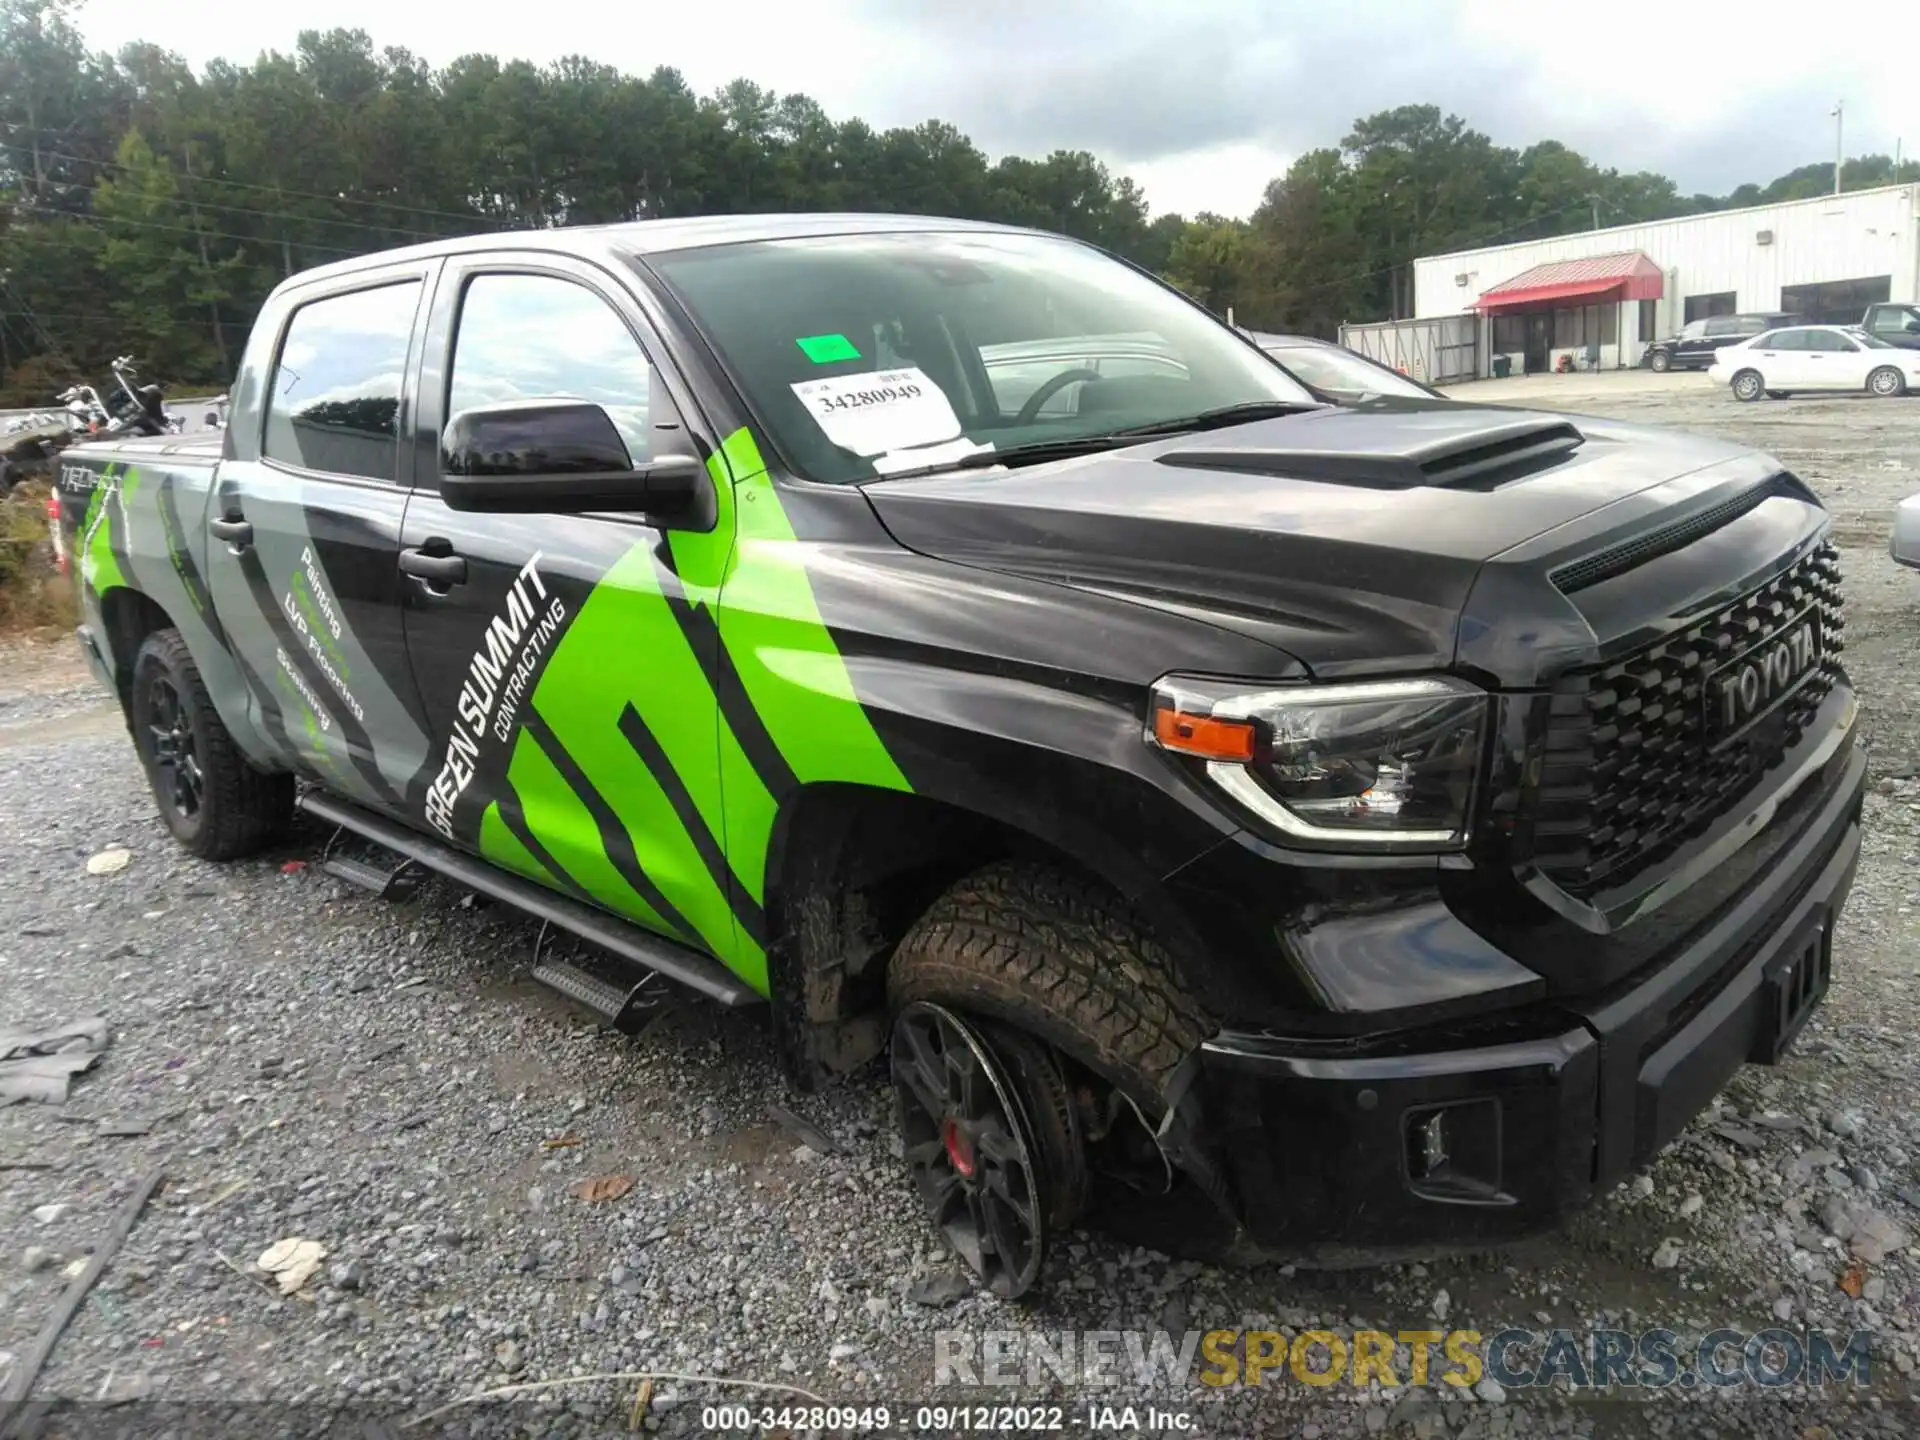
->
xmin=1152 ymin=706 xmax=1256 ymax=762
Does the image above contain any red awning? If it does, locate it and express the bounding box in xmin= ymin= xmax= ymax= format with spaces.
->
xmin=1472 ymin=251 xmax=1665 ymax=312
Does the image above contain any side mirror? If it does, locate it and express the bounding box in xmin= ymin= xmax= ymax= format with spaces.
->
xmin=439 ymin=399 xmax=710 ymax=526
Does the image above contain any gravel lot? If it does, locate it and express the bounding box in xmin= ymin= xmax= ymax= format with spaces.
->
xmin=5 ymin=378 xmax=1920 ymax=1438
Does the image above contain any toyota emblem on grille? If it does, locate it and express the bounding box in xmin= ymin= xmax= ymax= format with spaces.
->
xmin=1707 ymin=615 xmax=1821 ymax=739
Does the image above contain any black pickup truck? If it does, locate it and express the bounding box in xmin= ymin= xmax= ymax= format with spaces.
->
xmin=1863 ymin=302 xmax=1920 ymax=349
xmin=57 ymin=215 xmax=1862 ymax=1296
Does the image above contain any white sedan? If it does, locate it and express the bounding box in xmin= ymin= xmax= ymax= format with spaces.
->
xmin=1708 ymin=324 xmax=1920 ymax=401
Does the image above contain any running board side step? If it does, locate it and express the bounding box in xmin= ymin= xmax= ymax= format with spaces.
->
xmin=322 ymin=853 xmax=426 ymax=899
xmin=531 ymin=951 xmax=665 ymax=1035
xmin=295 ymin=790 xmax=764 ymax=1010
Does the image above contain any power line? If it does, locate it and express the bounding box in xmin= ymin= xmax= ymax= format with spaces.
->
xmin=12 ymin=201 xmax=368 ymax=258
xmin=1289 ymin=195 xmax=1626 ymax=304
xmin=1 ymin=124 xmax=496 ymax=227
xmin=21 ymin=170 xmax=478 ymax=243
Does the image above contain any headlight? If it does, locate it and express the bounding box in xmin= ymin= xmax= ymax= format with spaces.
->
xmin=1146 ymin=675 xmax=1489 ymax=849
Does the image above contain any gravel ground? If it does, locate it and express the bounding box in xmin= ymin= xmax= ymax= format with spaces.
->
xmin=5 ymin=381 xmax=1920 ymax=1439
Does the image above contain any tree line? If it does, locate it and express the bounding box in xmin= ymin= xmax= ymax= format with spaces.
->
xmin=3 ymin=0 xmax=1916 ymax=403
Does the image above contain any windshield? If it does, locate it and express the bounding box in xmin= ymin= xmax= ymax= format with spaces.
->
xmin=1262 ymin=343 xmax=1432 ymax=399
xmin=1852 ymin=329 xmax=1897 ymax=349
xmin=643 ymin=230 xmax=1314 ymax=484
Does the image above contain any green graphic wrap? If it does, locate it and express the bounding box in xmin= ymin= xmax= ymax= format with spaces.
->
xmin=78 ymin=462 xmax=131 ymax=595
xmin=476 ymin=426 xmax=911 ymax=996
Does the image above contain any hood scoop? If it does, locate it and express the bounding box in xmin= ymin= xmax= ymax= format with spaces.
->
xmin=1157 ymin=416 xmax=1586 ymax=491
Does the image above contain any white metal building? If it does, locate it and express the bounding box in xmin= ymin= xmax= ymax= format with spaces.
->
xmin=1406 ymin=184 xmax=1920 ymax=378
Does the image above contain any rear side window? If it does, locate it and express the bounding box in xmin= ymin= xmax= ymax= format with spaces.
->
xmin=263 ymin=281 xmax=421 ymax=481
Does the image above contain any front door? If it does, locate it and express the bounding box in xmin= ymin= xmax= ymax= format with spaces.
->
xmin=203 ymin=266 xmax=435 ymax=815
xmin=1523 ymin=314 xmax=1551 ymax=374
xmin=399 ymin=257 xmax=758 ymax=979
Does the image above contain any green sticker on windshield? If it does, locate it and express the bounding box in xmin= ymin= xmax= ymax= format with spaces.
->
xmin=796 ymin=333 xmax=861 ymax=364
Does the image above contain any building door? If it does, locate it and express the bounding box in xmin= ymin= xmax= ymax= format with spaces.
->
xmin=1523 ymin=313 xmax=1551 ymax=374
xmin=1781 ymin=276 xmax=1893 ymax=326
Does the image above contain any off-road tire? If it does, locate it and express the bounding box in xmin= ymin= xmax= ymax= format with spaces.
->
xmin=131 ymin=628 xmax=293 ymax=861
xmin=886 ymin=862 xmax=1212 ymax=1114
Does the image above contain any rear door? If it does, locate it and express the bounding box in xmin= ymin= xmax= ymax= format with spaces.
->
xmin=1754 ymin=329 xmax=1807 ymax=387
xmin=1671 ymin=320 xmax=1709 ymax=365
xmin=203 ymin=264 xmax=436 ymax=815
xmin=399 ymin=254 xmax=757 ymax=975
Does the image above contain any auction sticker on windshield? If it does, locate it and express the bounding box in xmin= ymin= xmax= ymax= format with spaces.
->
xmin=792 ymin=367 xmax=962 ymax=457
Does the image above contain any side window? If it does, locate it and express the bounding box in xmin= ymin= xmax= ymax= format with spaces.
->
xmin=1703 ymin=317 xmax=1738 ymax=338
xmin=1680 ymin=321 xmax=1708 ymax=340
xmin=1805 ymin=329 xmax=1852 ymax=351
xmin=1770 ymin=332 xmax=1806 ymax=351
xmin=263 ymin=280 xmax=421 ymax=481
xmin=447 ymin=273 xmax=665 ymax=464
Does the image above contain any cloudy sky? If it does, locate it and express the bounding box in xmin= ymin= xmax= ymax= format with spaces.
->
xmin=73 ymin=0 xmax=1920 ymax=220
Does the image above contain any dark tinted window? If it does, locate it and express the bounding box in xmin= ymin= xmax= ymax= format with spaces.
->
xmin=1704 ymin=316 xmax=1743 ymax=338
xmin=264 ymin=281 xmax=420 ymax=480
xmin=447 ymin=273 xmax=664 ymax=464
xmin=1803 ymin=328 xmax=1855 ymax=351
xmin=1769 ymin=331 xmax=1809 ymax=351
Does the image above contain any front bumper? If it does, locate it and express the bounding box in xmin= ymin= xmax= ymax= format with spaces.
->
xmin=1195 ymin=739 xmax=1865 ymax=1262
xmin=1892 ymin=492 xmax=1920 ymax=569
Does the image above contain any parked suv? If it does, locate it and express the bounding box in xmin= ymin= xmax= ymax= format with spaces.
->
xmin=1646 ymin=312 xmax=1801 ymax=372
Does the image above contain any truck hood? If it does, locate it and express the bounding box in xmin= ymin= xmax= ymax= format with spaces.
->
xmin=862 ymin=403 xmax=1783 ymax=680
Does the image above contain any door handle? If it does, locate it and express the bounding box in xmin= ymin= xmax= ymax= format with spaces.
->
xmin=400 ymin=545 xmax=467 ymax=587
xmin=210 ymin=512 xmax=252 ymax=548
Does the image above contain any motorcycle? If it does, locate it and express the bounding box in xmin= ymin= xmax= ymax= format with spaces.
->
xmin=101 ymin=356 xmax=176 ymax=437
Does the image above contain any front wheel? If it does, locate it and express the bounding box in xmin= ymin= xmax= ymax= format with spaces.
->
xmin=130 ymin=629 xmax=293 ymax=860
xmin=1731 ymin=370 xmax=1766 ymax=402
xmin=1649 ymin=349 xmax=1672 ymax=373
xmin=1869 ymin=366 xmax=1907 ymax=398
xmin=886 ymin=862 xmax=1212 ymax=1297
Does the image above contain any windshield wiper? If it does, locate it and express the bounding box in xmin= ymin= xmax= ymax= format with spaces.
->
xmin=1109 ymin=399 xmax=1327 ymax=437
xmin=870 ymin=433 xmax=1143 ymax=482
xmin=865 ymin=401 xmax=1326 ymax=483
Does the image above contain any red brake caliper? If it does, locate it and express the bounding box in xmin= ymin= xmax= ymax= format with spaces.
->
xmin=941 ymin=1118 xmax=977 ymax=1177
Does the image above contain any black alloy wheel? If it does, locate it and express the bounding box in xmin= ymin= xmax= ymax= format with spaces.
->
xmin=891 ymin=1001 xmax=1046 ymax=1299
xmin=143 ymin=670 xmax=205 ymax=822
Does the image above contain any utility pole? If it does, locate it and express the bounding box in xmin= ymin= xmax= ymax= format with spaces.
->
xmin=1832 ymin=102 xmax=1845 ymax=195
xmin=1588 ymin=193 xmax=1601 ymax=231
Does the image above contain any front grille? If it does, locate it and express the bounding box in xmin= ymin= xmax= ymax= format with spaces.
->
xmin=1533 ymin=544 xmax=1845 ymax=898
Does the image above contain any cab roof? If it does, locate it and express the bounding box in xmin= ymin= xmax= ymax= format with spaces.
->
xmin=273 ymin=213 xmax=1047 ymax=296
